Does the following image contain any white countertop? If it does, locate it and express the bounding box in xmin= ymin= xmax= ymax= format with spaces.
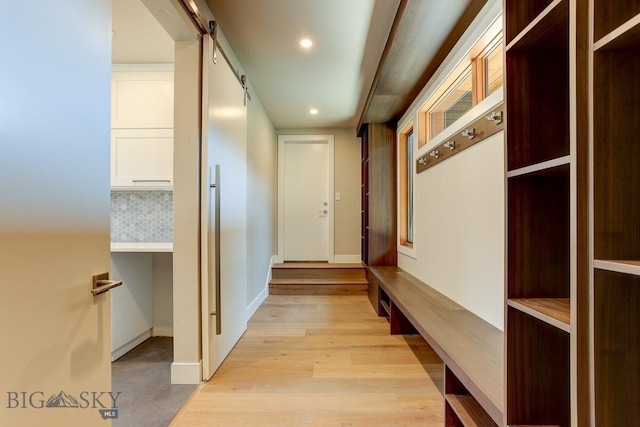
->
xmin=110 ymin=242 xmax=173 ymax=253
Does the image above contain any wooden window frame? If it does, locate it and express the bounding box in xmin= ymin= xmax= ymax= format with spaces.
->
xmin=419 ymin=18 xmax=503 ymax=148
xmin=399 ymin=123 xmax=414 ymax=249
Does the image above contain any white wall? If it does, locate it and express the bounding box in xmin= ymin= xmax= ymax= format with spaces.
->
xmin=111 ymin=253 xmax=154 ymax=360
xmin=396 ymin=0 xmax=505 ymax=329
xmin=247 ymin=92 xmax=277 ymax=312
xmin=153 ymin=252 xmax=174 ymax=336
xmin=276 ymin=128 xmax=361 ymax=261
xmin=0 ymin=0 xmax=112 ymax=425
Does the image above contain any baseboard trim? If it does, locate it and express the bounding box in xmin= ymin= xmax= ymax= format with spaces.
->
xmin=171 ymin=361 xmax=202 ymax=384
xmin=333 ymin=254 xmax=362 ymax=264
xmin=246 ymin=255 xmax=276 ymax=320
xmin=152 ymin=327 xmax=174 ymax=337
xmin=111 ymin=329 xmax=152 ymax=361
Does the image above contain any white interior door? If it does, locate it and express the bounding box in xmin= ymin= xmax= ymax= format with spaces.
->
xmin=201 ymin=35 xmax=248 ymax=380
xmin=278 ymin=135 xmax=334 ymax=262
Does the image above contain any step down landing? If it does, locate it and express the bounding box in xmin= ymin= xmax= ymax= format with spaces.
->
xmin=270 ymin=263 xmax=367 ymax=295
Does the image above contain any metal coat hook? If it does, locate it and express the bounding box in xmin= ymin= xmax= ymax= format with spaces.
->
xmin=429 ymin=150 xmax=440 ymax=159
xmin=418 ymin=157 xmax=428 ymax=165
xmin=444 ymin=141 xmax=456 ymax=151
xmin=486 ymin=111 xmax=503 ymax=124
xmin=462 ymin=128 xmax=476 ymax=140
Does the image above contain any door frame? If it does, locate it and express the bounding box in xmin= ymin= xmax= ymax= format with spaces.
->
xmin=277 ymin=134 xmax=335 ymax=263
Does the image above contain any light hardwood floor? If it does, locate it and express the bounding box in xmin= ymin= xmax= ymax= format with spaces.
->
xmin=171 ymin=295 xmax=444 ymax=426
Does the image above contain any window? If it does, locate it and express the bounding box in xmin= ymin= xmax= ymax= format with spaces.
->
xmin=420 ymin=22 xmax=503 ymax=147
xmin=429 ymin=67 xmax=473 ymax=139
xmin=399 ymin=126 xmax=414 ymax=248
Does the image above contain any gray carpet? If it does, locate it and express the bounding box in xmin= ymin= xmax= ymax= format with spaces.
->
xmin=112 ymin=337 xmax=198 ymax=427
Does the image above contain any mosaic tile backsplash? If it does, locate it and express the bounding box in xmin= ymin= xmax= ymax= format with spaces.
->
xmin=111 ymin=191 xmax=173 ymax=242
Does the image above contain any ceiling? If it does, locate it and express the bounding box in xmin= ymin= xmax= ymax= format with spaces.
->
xmin=112 ymin=0 xmax=487 ymax=131
xmin=204 ymin=0 xmax=400 ymax=129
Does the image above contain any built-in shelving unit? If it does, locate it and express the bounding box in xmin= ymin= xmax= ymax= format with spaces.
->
xmin=504 ymin=0 xmax=588 ymax=425
xmin=591 ymin=2 xmax=640 ymax=425
xmin=359 ymin=123 xmax=397 ymax=309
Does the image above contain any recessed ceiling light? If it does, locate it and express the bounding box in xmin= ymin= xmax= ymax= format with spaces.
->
xmin=300 ymin=39 xmax=313 ymax=49
xmin=309 ymin=108 xmax=318 ymax=115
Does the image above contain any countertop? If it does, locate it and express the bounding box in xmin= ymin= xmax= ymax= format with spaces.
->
xmin=110 ymin=242 xmax=173 ymax=253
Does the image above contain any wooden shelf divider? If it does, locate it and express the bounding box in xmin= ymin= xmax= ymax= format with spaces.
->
xmin=507 ymin=155 xmax=571 ymax=177
xmin=594 ymin=12 xmax=640 ymax=50
xmin=594 ymin=260 xmax=640 ymax=277
xmin=508 ymin=298 xmax=570 ymax=333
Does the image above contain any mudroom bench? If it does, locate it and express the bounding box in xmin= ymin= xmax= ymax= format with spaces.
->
xmin=367 ymin=266 xmax=504 ymax=426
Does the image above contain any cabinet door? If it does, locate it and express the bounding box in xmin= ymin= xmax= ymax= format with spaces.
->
xmin=111 ymin=70 xmax=174 ymax=129
xmin=111 ymin=129 xmax=173 ymax=188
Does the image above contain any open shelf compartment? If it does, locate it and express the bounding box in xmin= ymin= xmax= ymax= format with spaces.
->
xmin=506 ymin=46 xmax=569 ymax=170
xmin=507 ymin=298 xmax=570 ymax=332
xmin=444 ymin=366 xmax=497 ymax=426
xmin=506 ymin=307 xmax=570 ymax=426
xmin=508 ymin=164 xmax=570 ymax=299
xmin=594 ymin=0 xmax=640 ymax=42
xmin=593 ymin=49 xmax=640 ymax=261
xmin=594 ymin=269 xmax=640 ymax=425
xmin=505 ymin=0 xmax=560 ymax=45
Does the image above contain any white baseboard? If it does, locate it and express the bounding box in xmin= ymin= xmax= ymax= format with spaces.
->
xmin=171 ymin=361 xmax=202 ymax=384
xmin=111 ymin=329 xmax=152 ymax=361
xmin=246 ymin=255 xmax=276 ymax=320
xmin=152 ymin=326 xmax=174 ymax=337
xmin=333 ymin=254 xmax=362 ymax=263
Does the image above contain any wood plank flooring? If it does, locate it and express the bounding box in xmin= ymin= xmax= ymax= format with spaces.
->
xmin=171 ymin=295 xmax=444 ymax=427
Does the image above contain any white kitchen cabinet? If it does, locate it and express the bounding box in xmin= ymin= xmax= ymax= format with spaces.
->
xmin=111 ymin=128 xmax=173 ymax=189
xmin=111 ymin=67 xmax=174 ymax=129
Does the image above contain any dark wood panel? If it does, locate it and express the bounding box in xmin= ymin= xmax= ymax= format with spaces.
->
xmin=416 ymin=104 xmax=503 ymax=173
xmin=594 ymin=0 xmax=640 ymax=41
xmin=507 ymin=164 xmax=570 ymax=298
xmin=506 ymin=307 xmax=570 ymax=426
xmin=594 ymin=270 xmax=640 ymax=426
xmin=593 ymin=50 xmax=640 ymax=260
xmin=504 ymin=0 xmax=555 ymax=44
xmin=506 ymin=49 xmax=569 ymax=170
xmin=574 ymin=0 xmax=591 ymax=423
xmin=366 ymin=123 xmax=397 ymax=266
xmin=358 ymin=0 xmax=486 ymax=130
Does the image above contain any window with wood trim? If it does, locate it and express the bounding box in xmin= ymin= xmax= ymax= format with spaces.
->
xmin=399 ymin=126 xmax=414 ymax=248
xmin=420 ymin=20 xmax=503 ymax=147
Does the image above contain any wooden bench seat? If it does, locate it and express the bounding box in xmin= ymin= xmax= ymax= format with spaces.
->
xmin=367 ymin=266 xmax=504 ymax=426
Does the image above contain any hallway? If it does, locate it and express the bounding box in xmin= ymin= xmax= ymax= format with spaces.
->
xmin=171 ymin=295 xmax=444 ymax=426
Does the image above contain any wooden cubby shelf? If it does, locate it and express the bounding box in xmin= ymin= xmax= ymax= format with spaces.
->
xmin=508 ymin=298 xmax=570 ymax=333
xmin=506 ymin=0 xmax=568 ymax=52
xmin=594 ymin=12 xmax=640 ymax=50
xmin=507 ymin=155 xmax=571 ymax=178
xmin=445 ymin=394 xmax=497 ymax=427
xmin=594 ymin=260 xmax=640 ymax=277
xmin=507 ymin=307 xmax=570 ymax=426
xmin=594 ymin=0 xmax=640 ymax=42
xmin=594 ymin=270 xmax=640 ymax=425
xmin=508 ymin=164 xmax=570 ymax=299
xmin=505 ymin=0 xmax=558 ymax=44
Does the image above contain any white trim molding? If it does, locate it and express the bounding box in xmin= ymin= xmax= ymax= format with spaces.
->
xmin=111 ymin=329 xmax=152 ymax=362
xmin=171 ymin=361 xmax=203 ymax=385
xmin=247 ymin=255 xmax=276 ymax=320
